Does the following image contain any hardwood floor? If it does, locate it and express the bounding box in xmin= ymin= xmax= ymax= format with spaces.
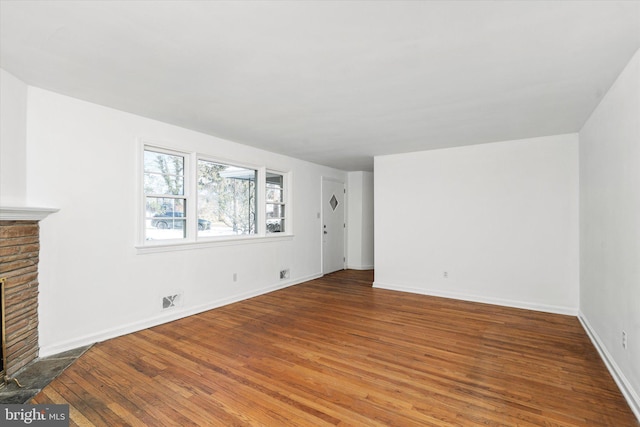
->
xmin=32 ymin=270 xmax=637 ymax=426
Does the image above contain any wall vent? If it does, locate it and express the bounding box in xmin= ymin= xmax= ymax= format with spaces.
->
xmin=162 ymin=293 xmax=182 ymax=310
xmin=280 ymin=269 xmax=290 ymax=280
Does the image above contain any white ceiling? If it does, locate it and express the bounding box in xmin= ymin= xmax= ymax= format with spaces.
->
xmin=1 ymin=1 xmax=639 ymax=171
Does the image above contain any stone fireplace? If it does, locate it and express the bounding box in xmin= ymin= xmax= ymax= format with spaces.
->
xmin=0 ymin=207 xmax=57 ymax=384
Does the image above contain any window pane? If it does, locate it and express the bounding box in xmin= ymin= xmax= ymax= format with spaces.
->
xmin=266 ymin=203 xmax=284 ymax=219
xmin=145 ymin=197 xmax=186 ymax=240
xmin=266 ymin=173 xmax=284 ymax=203
xmin=267 ymin=219 xmax=284 ymax=233
xmin=266 ymin=172 xmax=284 ymax=186
xmin=144 ymin=150 xmax=184 ymax=195
xmin=144 ymin=150 xmax=184 ymax=175
xmin=266 ymin=187 xmax=283 ymax=203
xmin=197 ymin=160 xmax=257 ymax=237
xmin=144 ymin=173 xmax=184 ymax=195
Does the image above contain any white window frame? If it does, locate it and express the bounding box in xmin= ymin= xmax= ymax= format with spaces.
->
xmin=140 ymin=144 xmax=193 ymax=244
xmin=266 ymin=170 xmax=289 ymax=234
xmin=136 ymin=139 xmax=292 ymax=253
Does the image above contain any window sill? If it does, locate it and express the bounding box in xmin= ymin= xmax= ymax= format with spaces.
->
xmin=136 ymin=234 xmax=294 ymax=254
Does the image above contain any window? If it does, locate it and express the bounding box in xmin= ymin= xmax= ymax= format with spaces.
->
xmin=197 ymin=159 xmax=257 ymax=237
xmin=143 ymin=149 xmax=188 ymax=241
xmin=266 ymin=172 xmax=286 ymax=233
xmin=141 ymin=143 xmax=290 ymax=248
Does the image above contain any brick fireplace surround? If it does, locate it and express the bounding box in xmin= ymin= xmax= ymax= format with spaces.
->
xmin=0 ymin=207 xmax=57 ymax=382
xmin=1 ymin=220 xmax=41 ymax=379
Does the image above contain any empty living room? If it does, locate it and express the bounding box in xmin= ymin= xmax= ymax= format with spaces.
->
xmin=0 ymin=1 xmax=638 ymax=426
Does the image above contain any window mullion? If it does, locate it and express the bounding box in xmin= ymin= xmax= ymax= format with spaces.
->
xmin=186 ymin=152 xmax=197 ymax=241
xmin=144 ymin=194 xmax=184 ymax=199
xmin=257 ymin=168 xmax=266 ymax=235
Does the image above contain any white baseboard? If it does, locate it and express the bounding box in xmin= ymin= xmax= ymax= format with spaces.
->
xmin=39 ymin=273 xmax=322 ymax=357
xmin=346 ymin=264 xmax=374 ymax=271
xmin=578 ymin=312 xmax=640 ymax=422
xmin=372 ymin=281 xmax=578 ymax=316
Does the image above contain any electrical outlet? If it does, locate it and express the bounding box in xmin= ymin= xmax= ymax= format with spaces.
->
xmin=280 ymin=269 xmax=290 ymax=280
xmin=622 ymin=331 xmax=627 ymax=349
xmin=443 ymin=271 xmax=448 ymax=279
xmin=233 ymin=273 xmax=237 ymax=282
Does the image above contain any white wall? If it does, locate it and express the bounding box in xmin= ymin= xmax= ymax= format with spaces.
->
xmin=579 ymin=49 xmax=640 ymax=417
xmin=347 ymin=171 xmax=374 ymax=270
xmin=374 ymin=134 xmax=579 ymax=314
xmin=361 ymin=171 xmax=374 ymax=269
xmin=0 ymin=69 xmax=28 ymax=206
xmin=25 ymin=88 xmax=345 ymax=356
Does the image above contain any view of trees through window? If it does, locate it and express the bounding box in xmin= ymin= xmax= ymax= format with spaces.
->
xmin=197 ymin=160 xmax=257 ymax=237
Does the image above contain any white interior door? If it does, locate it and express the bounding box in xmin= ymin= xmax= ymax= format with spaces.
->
xmin=322 ymin=178 xmax=345 ymax=274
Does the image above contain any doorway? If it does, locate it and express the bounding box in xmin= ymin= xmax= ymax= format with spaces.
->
xmin=322 ymin=178 xmax=345 ymax=274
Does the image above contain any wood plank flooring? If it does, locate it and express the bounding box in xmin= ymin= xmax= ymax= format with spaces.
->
xmin=32 ymin=270 xmax=638 ymax=426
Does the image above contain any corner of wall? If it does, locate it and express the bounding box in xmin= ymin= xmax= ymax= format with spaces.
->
xmin=578 ymin=312 xmax=640 ymax=421
xmin=578 ymin=47 xmax=640 ymax=423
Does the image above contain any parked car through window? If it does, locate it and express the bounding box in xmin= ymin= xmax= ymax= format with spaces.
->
xmin=151 ymin=211 xmax=211 ymax=231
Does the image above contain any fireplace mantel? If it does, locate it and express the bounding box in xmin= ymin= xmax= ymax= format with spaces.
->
xmin=0 ymin=206 xmax=59 ymax=221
